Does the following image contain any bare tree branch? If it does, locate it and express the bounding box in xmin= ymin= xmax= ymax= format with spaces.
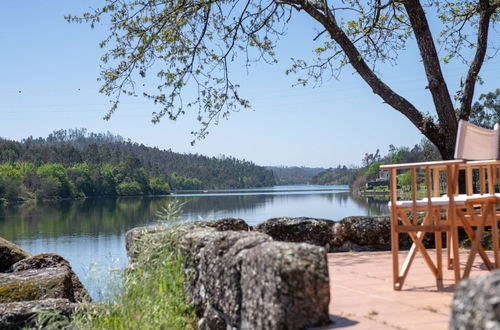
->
xmin=459 ymin=0 xmax=496 ymax=120
xmin=291 ymin=0 xmax=442 ymax=145
xmin=402 ymin=0 xmax=456 ymax=139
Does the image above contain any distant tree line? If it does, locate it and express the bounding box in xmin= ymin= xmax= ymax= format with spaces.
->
xmin=310 ymin=165 xmax=358 ymax=186
xmin=311 ymin=139 xmax=441 ymax=189
xmin=0 ymin=129 xmax=275 ymax=203
xmin=266 ymin=166 xmax=325 ymax=185
xmin=0 ymin=161 xmax=171 ymax=203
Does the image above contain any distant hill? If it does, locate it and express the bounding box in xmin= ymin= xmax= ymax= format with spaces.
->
xmin=310 ymin=166 xmax=359 ymax=186
xmin=0 ymin=129 xmax=275 ymax=201
xmin=266 ymin=166 xmax=325 ymax=185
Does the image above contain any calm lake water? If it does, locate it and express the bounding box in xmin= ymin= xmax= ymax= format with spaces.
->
xmin=0 ymin=185 xmax=388 ymax=299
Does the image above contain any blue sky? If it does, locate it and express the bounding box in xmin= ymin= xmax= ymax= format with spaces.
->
xmin=0 ymin=1 xmax=498 ymax=168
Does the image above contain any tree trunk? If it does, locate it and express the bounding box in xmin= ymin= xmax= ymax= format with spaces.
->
xmin=430 ymin=129 xmax=456 ymax=160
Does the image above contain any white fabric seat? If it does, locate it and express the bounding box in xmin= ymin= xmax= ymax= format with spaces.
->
xmin=389 ymin=193 xmax=500 ymax=208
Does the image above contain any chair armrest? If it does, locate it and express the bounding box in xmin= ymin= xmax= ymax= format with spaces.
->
xmin=379 ymin=159 xmax=464 ymax=170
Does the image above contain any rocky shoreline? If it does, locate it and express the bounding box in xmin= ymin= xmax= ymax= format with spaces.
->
xmin=126 ymin=218 xmax=332 ymax=329
xmin=0 ymin=238 xmax=91 ymax=329
xmin=124 ymin=215 xmax=401 ymax=329
xmin=1 ymin=215 xmax=500 ymax=328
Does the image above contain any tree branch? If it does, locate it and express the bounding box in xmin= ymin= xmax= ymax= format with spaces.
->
xmin=291 ymin=0 xmax=442 ymax=141
xmin=458 ymin=0 xmax=494 ymax=120
xmin=402 ymin=0 xmax=456 ymax=135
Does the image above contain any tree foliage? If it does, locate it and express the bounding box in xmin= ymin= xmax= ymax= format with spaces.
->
xmin=68 ymin=1 xmax=500 ymax=158
xmin=468 ymin=88 xmax=500 ymax=128
xmin=310 ymin=165 xmax=358 ymax=185
xmin=0 ymin=129 xmax=275 ymax=202
xmin=312 ymin=137 xmax=441 ymax=185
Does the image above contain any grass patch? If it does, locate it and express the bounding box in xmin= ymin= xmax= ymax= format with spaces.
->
xmin=67 ymin=201 xmax=197 ymax=329
xmin=70 ymin=245 xmax=197 ymax=329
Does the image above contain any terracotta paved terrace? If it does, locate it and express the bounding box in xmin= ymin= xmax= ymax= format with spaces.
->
xmin=314 ymin=249 xmax=493 ymax=330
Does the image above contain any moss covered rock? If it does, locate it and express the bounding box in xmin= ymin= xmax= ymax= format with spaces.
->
xmin=240 ymin=242 xmax=331 ymax=330
xmin=127 ymin=221 xmax=331 ymax=329
xmin=0 ymin=298 xmax=75 ymax=330
xmin=254 ymin=217 xmax=342 ymax=251
xmin=450 ymin=269 xmax=500 ymax=329
xmin=339 ymin=216 xmax=391 ymax=250
xmin=0 ymin=267 xmax=74 ymax=303
xmin=125 ymin=218 xmax=251 ymax=262
xmin=11 ymin=253 xmax=91 ymax=302
xmin=191 ymin=230 xmax=272 ymax=323
xmin=203 ymin=217 xmax=250 ymax=231
xmin=0 ymin=237 xmax=31 ymax=272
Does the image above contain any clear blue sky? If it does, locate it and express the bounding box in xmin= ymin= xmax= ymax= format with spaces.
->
xmin=0 ymin=1 xmax=498 ymax=168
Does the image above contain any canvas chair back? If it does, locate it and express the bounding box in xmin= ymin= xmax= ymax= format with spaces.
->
xmin=454 ymin=120 xmax=500 ymax=160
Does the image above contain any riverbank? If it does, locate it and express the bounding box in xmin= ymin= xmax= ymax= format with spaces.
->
xmin=0 ymin=186 xmax=385 ymax=300
xmin=2 ymin=215 xmax=498 ymax=328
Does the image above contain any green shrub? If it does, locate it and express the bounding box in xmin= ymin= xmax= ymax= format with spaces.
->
xmin=116 ymin=181 xmax=143 ymax=196
xmin=71 ymin=247 xmax=196 ymax=329
xmin=0 ymin=176 xmax=21 ymax=201
xmin=67 ymin=163 xmax=93 ymax=197
xmin=149 ymin=177 xmax=170 ymax=195
xmin=35 ymin=177 xmax=61 ymax=200
xmin=0 ymin=163 xmax=26 ymax=201
xmin=37 ymin=164 xmax=75 ymax=198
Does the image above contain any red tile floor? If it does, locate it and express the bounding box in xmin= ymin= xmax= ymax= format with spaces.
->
xmin=312 ymin=249 xmax=492 ymax=329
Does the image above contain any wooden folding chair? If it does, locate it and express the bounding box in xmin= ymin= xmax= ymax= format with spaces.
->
xmin=382 ymin=120 xmax=500 ymax=290
xmin=381 ymin=160 xmax=463 ymax=290
xmin=454 ymin=160 xmax=500 ymax=279
xmin=452 ymin=121 xmax=500 ymax=279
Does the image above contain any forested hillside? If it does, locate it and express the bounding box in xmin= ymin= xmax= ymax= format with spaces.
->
xmin=0 ymin=129 xmax=275 ymax=203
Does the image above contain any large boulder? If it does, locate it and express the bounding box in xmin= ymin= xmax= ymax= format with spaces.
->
xmin=240 ymin=242 xmax=331 ymax=330
xmin=128 ymin=221 xmax=331 ymax=329
xmin=450 ymin=269 xmax=500 ymax=329
xmin=11 ymin=253 xmax=91 ymax=302
xmin=254 ymin=217 xmax=342 ymax=251
xmin=125 ymin=225 xmax=168 ymax=261
xmin=338 ymin=216 xmax=391 ymax=251
xmin=0 ymin=298 xmax=75 ymax=330
xmin=0 ymin=267 xmax=74 ymax=303
xmin=125 ymin=218 xmax=251 ymax=262
xmin=0 ymin=237 xmax=30 ymax=272
xmin=193 ymin=230 xmax=272 ymax=324
xmin=203 ymin=217 xmax=250 ymax=231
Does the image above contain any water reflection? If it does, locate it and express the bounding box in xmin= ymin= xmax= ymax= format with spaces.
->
xmin=0 ymin=186 xmax=388 ymax=299
xmin=350 ymin=194 xmax=390 ymax=216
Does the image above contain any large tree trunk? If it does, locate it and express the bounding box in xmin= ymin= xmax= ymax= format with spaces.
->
xmin=430 ymin=130 xmax=456 ymax=160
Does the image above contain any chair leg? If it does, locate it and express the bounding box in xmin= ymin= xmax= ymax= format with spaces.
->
xmin=460 ymin=219 xmax=494 ymax=271
xmin=392 ymin=215 xmax=401 ymax=290
xmin=463 ymin=206 xmax=489 ymax=278
xmin=450 ymin=210 xmax=461 ymax=283
xmin=435 ymin=231 xmax=443 ymax=279
xmin=434 ymin=209 xmax=443 ymax=279
xmin=447 ymin=231 xmax=453 ymax=270
xmin=398 ymin=213 xmax=439 ymax=281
